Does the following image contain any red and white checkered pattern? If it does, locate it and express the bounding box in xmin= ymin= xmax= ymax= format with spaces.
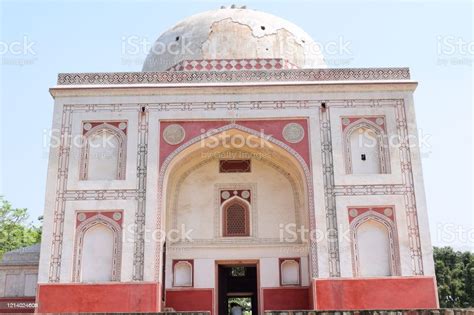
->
xmin=167 ymin=58 xmax=300 ymax=72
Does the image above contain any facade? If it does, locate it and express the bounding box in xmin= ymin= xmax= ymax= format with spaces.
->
xmin=37 ymin=7 xmax=438 ymax=314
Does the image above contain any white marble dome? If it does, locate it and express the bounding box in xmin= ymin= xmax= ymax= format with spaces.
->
xmin=142 ymin=6 xmax=326 ymax=71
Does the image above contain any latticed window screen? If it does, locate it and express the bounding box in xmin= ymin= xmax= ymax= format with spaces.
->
xmin=224 ymin=202 xmax=249 ymax=236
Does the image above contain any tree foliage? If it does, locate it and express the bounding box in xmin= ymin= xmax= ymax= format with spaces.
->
xmin=0 ymin=197 xmax=41 ymax=259
xmin=434 ymin=246 xmax=474 ymax=308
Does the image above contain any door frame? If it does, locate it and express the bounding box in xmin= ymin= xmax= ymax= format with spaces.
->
xmin=215 ymin=259 xmax=261 ymax=315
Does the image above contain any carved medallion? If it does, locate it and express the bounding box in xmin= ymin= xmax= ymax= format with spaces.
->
xmin=282 ymin=123 xmax=305 ymax=144
xmin=113 ymin=212 xmax=122 ymax=221
xmin=163 ymin=124 xmax=185 ymax=145
xmin=349 ymin=208 xmax=359 ymax=218
xmin=118 ymin=122 xmax=127 ymax=130
xmin=221 ymin=191 xmax=231 ymax=200
xmin=77 ymin=213 xmax=86 ymax=222
xmin=384 ymin=207 xmax=393 ymax=217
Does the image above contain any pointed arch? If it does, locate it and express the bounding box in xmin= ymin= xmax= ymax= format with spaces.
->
xmin=350 ymin=210 xmax=400 ymax=277
xmin=155 ymin=123 xmax=319 ymax=280
xmin=343 ymin=118 xmax=390 ymax=174
xmin=73 ymin=214 xmax=122 ymax=282
xmin=80 ymin=123 xmax=127 ymax=180
xmin=221 ymin=196 xmax=251 ymax=237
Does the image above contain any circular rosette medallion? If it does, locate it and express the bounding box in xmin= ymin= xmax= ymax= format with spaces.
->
xmin=282 ymin=123 xmax=305 ymax=144
xmin=163 ymin=124 xmax=185 ymax=145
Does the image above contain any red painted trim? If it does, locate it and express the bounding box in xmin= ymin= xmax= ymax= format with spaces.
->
xmin=75 ymin=210 xmax=124 ymax=227
xmin=82 ymin=121 xmax=128 ymax=135
xmin=159 ymin=119 xmax=310 ymax=167
xmin=262 ymin=287 xmax=310 ymax=311
xmin=165 ymin=288 xmax=213 ymax=315
xmin=36 ymin=282 xmax=160 ymax=313
xmin=340 ymin=116 xmax=386 ymax=132
xmin=313 ymin=276 xmax=438 ymax=310
xmin=347 ymin=206 xmax=394 ymax=223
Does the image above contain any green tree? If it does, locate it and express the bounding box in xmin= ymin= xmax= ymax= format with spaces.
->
xmin=434 ymin=246 xmax=474 ymax=308
xmin=0 ymin=197 xmax=41 ymax=259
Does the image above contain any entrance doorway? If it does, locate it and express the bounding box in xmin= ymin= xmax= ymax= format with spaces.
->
xmin=217 ymin=263 xmax=259 ymax=315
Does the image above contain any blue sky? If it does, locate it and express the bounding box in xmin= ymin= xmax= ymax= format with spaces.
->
xmin=0 ymin=0 xmax=472 ymax=251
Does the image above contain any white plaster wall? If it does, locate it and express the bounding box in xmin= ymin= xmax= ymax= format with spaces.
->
xmin=173 ymin=158 xmax=297 ymax=241
xmin=299 ymin=256 xmax=309 ymax=286
xmin=86 ymin=131 xmax=120 ymax=180
xmin=173 ymin=262 xmax=192 ymax=286
xmin=143 ymin=111 xmax=160 ymax=282
xmin=281 ymin=260 xmax=299 ymax=284
xmin=349 ymin=128 xmax=381 ymax=174
xmin=307 ymin=111 xmax=329 ymax=279
xmin=260 ymin=258 xmax=280 ymax=287
xmin=0 ymin=267 xmax=38 ymax=297
xmin=23 ymin=273 xmax=37 ymax=296
xmin=193 ymin=259 xmax=214 ymax=288
xmin=81 ymin=224 xmax=114 ymax=282
xmin=404 ymin=94 xmax=436 ymax=276
xmin=356 ymin=220 xmax=391 ymax=277
xmin=38 ymin=99 xmax=64 ymax=283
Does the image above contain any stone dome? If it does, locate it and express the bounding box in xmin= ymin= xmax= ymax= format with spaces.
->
xmin=142 ymin=6 xmax=326 ymax=71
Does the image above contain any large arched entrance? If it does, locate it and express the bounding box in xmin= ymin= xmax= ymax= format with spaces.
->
xmin=156 ymin=124 xmax=316 ymax=314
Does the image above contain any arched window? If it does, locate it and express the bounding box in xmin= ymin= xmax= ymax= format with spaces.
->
xmin=173 ymin=260 xmax=193 ymax=287
xmin=343 ymin=119 xmax=390 ymax=175
xmin=280 ymin=259 xmax=300 ymax=286
xmin=81 ymin=224 xmax=114 ymax=282
xmin=73 ymin=214 xmax=122 ymax=282
xmin=80 ymin=123 xmax=126 ymax=180
xmin=351 ymin=211 xmax=400 ymax=277
xmin=223 ymin=198 xmax=250 ymax=237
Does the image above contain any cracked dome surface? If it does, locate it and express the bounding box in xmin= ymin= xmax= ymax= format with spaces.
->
xmin=142 ymin=8 xmax=326 ymax=71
